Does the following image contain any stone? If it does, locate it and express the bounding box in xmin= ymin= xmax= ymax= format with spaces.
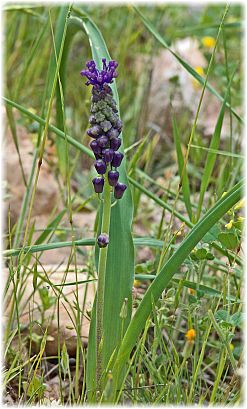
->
xmin=3 ymin=265 xmax=96 ymax=356
xmin=145 ymin=37 xmax=231 ymax=138
xmin=4 ymin=117 xmax=62 ymax=226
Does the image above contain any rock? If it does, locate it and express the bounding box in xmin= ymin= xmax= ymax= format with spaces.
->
xmin=4 ymin=118 xmax=62 ymax=226
xmin=146 ymin=37 xmax=231 ymax=138
xmin=3 ymin=265 xmax=96 ymax=356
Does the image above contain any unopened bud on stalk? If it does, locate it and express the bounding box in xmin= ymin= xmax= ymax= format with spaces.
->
xmin=97 ymin=233 xmax=109 ymax=248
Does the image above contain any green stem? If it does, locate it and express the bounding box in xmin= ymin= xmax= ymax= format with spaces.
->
xmin=96 ymin=178 xmax=112 ymax=397
xmin=208 ymin=309 xmax=237 ymax=372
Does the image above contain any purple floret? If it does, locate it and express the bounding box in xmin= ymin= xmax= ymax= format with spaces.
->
xmin=92 ymin=176 xmax=104 ymax=193
xmin=94 ymin=159 xmax=107 ymax=175
xmin=114 ymin=182 xmax=127 ymax=199
xmin=90 ymin=140 xmax=101 ymax=155
xmin=87 ymin=125 xmax=101 ymax=138
xmin=107 ymin=128 xmax=120 ymax=139
xmin=81 ymin=58 xmax=118 ymax=88
xmin=102 ymin=148 xmax=114 ymax=163
xmin=108 ymin=170 xmax=119 ymax=187
xmin=110 ymin=137 xmax=121 ymax=151
xmin=112 ymin=151 xmax=124 ymax=168
xmin=97 ymin=136 xmax=109 ymax=148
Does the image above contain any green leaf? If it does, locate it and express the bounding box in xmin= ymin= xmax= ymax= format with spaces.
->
xmin=172 ymin=278 xmax=238 ymax=302
xmin=195 ymin=248 xmax=208 ymax=260
xmin=53 ymin=8 xmax=71 ymax=178
xmin=109 ymin=179 xmax=243 ymax=400
xmin=61 ymin=342 xmax=69 ymax=375
xmin=38 ymin=287 xmax=56 ymax=311
xmin=215 ymin=310 xmax=243 ymax=328
xmin=196 ymin=69 xmax=236 ymax=219
xmin=51 ymin=8 xmax=84 ymax=178
xmin=206 ymin=252 xmax=215 ymax=260
xmin=231 ymin=312 xmax=243 ymax=328
xmin=172 ymin=116 xmax=192 ymax=220
xmin=23 ymin=376 xmax=45 ymax=400
xmin=2 ymin=237 xmax=164 ymax=258
xmin=203 ymin=224 xmax=221 ymax=243
xmin=218 ymin=232 xmax=239 ymax=249
xmin=215 ymin=309 xmax=230 ymax=322
xmin=33 ymin=263 xmax=38 ymax=291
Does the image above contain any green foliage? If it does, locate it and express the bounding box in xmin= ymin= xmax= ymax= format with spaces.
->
xmin=215 ymin=310 xmax=243 ymax=329
xmin=218 ymin=232 xmax=239 ymax=249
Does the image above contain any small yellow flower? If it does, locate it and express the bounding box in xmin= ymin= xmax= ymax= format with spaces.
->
xmin=230 ymin=343 xmax=234 ymax=351
xmin=185 ymin=328 xmax=196 ymax=342
xmin=134 ymin=279 xmax=141 ymax=288
xmin=193 ymin=66 xmax=205 ymax=89
xmin=107 ymin=371 xmax=113 ymax=380
xmin=188 ymin=288 xmax=196 ymax=296
xmin=201 ymin=36 xmax=216 ymax=49
xmin=237 ymin=216 xmax=245 ymax=222
xmin=234 ymin=199 xmax=245 ymax=211
xmin=225 ymin=219 xmax=234 ymax=230
xmin=195 ymin=66 xmax=204 ymax=76
xmin=175 ymin=222 xmax=185 ymax=237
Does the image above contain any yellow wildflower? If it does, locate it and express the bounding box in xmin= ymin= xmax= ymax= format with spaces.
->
xmin=234 ymin=199 xmax=245 ymax=211
xmin=185 ymin=328 xmax=196 ymax=342
xmin=134 ymin=279 xmax=141 ymax=288
xmin=230 ymin=343 xmax=234 ymax=351
xmin=193 ymin=66 xmax=205 ymax=89
xmin=201 ymin=36 xmax=216 ymax=49
xmin=188 ymin=288 xmax=196 ymax=296
xmin=195 ymin=66 xmax=204 ymax=76
xmin=225 ymin=220 xmax=234 ymax=230
xmin=237 ymin=216 xmax=245 ymax=222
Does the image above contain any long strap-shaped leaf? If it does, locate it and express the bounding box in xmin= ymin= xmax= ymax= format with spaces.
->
xmin=109 ymin=179 xmax=243 ymax=400
xmin=196 ymin=68 xmax=237 ymax=220
xmin=172 ymin=116 xmax=192 ymax=220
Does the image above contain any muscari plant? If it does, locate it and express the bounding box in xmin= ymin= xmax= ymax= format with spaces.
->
xmin=81 ymin=58 xmax=128 ymax=396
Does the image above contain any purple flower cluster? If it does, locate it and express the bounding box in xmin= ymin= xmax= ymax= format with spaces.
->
xmin=81 ymin=59 xmax=118 ymax=87
xmin=81 ymin=59 xmax=127 ymax=200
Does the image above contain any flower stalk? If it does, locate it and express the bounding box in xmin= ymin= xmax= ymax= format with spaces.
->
xmin=96 ymin=176 xmax=111 ymax=394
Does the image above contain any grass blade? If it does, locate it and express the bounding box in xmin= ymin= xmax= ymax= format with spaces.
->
xmin=196 ymin=70 xmax=236 ymax=219
xmin=172 ymin=116 xmax=192 ymax=220
xmin=3 ymin=237 xmax=164 ymax=258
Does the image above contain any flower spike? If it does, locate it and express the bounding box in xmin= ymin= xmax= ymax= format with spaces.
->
xmin=81 ymin=58 xmax=127 ymax=199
